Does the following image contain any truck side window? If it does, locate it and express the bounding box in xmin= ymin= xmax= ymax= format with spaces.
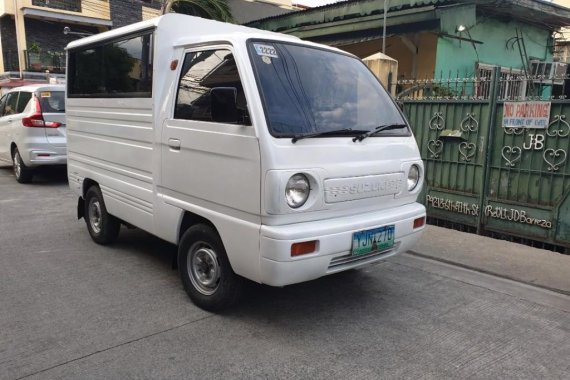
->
xmin=68 ymin=32 xmax=153 ymax=98
xmin=175 ymin=49 xmax=251 ymax=125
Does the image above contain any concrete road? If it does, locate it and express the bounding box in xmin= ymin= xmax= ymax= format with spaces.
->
xmin=1 ymin=166 xmax=569 ymax=380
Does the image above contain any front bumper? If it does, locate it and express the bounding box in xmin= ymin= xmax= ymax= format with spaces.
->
xmin=259 ymin=202 xmax=426 ymax=286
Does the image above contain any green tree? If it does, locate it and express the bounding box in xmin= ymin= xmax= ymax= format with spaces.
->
xmin=161 ymin=0 xmax=234 ymax=23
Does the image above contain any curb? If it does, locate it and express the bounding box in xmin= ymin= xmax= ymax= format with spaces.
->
xmin=407 ymin=249 xmax=570 ymax=297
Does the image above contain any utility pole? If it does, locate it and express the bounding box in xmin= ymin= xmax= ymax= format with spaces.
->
xmin=14 ymin=0 xmax=25 ymax=78
xmin=382 ymin=0 xmax=389 ymax=54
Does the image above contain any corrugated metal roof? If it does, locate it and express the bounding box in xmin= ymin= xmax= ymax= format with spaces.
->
xmin=246 ymin=0 xmax=570 ymax=31
xmin=245 ymin=0 xmax=449 ymax=26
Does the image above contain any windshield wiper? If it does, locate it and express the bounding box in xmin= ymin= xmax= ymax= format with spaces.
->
xmin=292 ymin=128 xmax=362 ymax=143
xmin=352 ymin=124 xmax=407 ymax=142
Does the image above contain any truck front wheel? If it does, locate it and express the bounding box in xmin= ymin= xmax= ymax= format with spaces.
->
xmin=178 ymin=224 xmax=243 ymax=311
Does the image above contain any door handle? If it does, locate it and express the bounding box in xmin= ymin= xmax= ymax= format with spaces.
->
xmin=168 ymin=138 xmax=181 ymax=150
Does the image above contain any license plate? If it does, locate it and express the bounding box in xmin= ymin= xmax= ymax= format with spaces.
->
xmin=351 ymin=225 xmax=395 ymax=256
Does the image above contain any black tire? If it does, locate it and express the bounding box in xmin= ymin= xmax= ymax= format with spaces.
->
xmin=84 ymin=185 xmax=121 ymax=245
xmin=12 ymin=148 xmax=33 ymax=184
xmin=178 ymin=224 xmax=244 ymax=312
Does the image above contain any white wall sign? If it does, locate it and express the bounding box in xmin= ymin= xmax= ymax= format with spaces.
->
xmin=484 ymin=206 xmax=552 ymax=229
xmin=426 ymin=195 xmax=479 ymax=216
xmin=502 ymin=101 xmax=551 ymax=129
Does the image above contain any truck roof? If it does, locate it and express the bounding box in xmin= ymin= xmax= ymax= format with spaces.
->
xmin=66 ymin=13 xmax=303 ymax=50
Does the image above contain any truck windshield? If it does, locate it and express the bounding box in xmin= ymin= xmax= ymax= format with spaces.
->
xmin=248 ymin=40 xmax=408 ymax=138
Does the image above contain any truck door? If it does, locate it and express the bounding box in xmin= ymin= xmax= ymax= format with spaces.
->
xmin=160 ymin=46 xmax=261 ymax=220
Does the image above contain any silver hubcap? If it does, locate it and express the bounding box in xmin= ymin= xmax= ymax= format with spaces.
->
xmin=13 ymin=152 xmax=21 ymax=179
xmin=188 ymin=243 xmax=220 ymax=296
xmin=88 ymin=198 xmax=102 ymax=234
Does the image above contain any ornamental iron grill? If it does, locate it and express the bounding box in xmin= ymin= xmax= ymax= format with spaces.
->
xmin=393 ymin=67 xmax=570 ymax=252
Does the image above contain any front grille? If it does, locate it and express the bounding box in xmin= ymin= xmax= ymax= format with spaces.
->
xmin=327 ymin=242 xmax=401 ymax=271
xmin=323 ymin=173 xmax=404 ymax=203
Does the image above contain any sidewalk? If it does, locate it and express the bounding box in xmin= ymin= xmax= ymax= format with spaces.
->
xmin=410 ymin=225 xmax=570 ymax=295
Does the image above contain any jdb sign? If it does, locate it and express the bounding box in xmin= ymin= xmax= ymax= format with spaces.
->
xmin=502 ymin=101 xmax=551 ymax=128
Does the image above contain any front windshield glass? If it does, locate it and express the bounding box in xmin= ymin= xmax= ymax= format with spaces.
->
xmin=248 ymin=40 xmax=408 ymax=138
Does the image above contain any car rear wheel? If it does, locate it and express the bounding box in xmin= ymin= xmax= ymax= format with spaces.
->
xmin=85 ymin=185 xmax=120 ymax=245
xmin=12 ymin=148 xmax=33 ymax=184
xmin=178 ymin=224 xmax=244 ymax=311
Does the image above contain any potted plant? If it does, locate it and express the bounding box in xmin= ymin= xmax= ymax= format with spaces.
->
xmin=28 ymin=42 xmax=42 ymax=71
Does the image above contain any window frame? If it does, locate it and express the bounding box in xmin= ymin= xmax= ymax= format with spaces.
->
xmin=67 ymin=28 xmax=155 ymax=99
xmin=32 ymin=0 xmax=81 ymax=13
xmin=476 ymin=63 xmax=526 ymax=100
xmin=172 ymin=43 xmax=251 ymax=126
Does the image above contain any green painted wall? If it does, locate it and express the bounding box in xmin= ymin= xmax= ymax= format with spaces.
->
xmin=434 ymin=15 xmax=553 ymax=78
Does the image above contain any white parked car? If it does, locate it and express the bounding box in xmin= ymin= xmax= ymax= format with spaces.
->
xmin=0 ymin=85 xmax=66 ymax=183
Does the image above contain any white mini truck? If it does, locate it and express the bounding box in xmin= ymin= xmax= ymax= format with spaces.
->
xmin=66 ymin=14 xmax=426 ymax=311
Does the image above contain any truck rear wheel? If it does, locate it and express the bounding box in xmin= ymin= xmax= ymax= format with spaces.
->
xmin=85 ymin=186 xmax=120 ymax=245
xmin=178 ymin=224 xmax=243 ymax=311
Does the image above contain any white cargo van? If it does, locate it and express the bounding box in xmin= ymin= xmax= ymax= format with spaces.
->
xmin=66 ymin=14 xmax=426 ymax=311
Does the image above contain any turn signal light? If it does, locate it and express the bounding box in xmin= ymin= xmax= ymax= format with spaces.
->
xmin=291 ymin=240 xmax=317 ymax=257
xmin=413 ymin=217 xmax=425 ymax=229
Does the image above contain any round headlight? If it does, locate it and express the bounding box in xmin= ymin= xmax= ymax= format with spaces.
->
xmin=285 ymin=173 xmax=310 ymax=208
xmin=407 ymin=164 xmax=420 ymax=191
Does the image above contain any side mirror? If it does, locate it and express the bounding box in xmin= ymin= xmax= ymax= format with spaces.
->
xmin=210 ymin=87 xmax=239 ymax=123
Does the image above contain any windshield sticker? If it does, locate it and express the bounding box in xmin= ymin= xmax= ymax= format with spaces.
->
xmin=40 ymin=92 xmax=51 ymax=98
xmin=254 ymin=44 xmax=278 ymax=58
xmin=262 ymin=56 xmax=272 ymax=64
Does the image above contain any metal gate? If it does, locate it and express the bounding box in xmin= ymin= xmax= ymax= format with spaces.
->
xmin=397 ymin=67 xmax=570 ymax=251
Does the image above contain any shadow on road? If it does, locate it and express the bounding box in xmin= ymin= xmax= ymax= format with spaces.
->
xmin=109 ymin=226 xmax=384 ymax=322
xmin=113 ymin=228 xmax=178 ymax=268
xmin=233 ymin=269 xmax=381 ymax=321
xmin=0 ymin=165 xmax=68 ymax=185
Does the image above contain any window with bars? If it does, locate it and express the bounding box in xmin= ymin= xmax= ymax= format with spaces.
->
xmin=476 ymin=64 xmax=526 ymax=100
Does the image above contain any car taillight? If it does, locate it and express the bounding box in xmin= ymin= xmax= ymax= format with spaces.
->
xmin=22 ymin=96 xmax=61 ymax=128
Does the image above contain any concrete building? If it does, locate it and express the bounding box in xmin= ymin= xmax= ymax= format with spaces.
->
xmin=553 ymin=0 xmax=570 ymax=63
xmin=0 ymin=0 xmax=163 ymax=89
xmin=248 ymin=0 xmax=570 ymax=95
xmin=0 ymin=0 xmax=298 ymax=90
